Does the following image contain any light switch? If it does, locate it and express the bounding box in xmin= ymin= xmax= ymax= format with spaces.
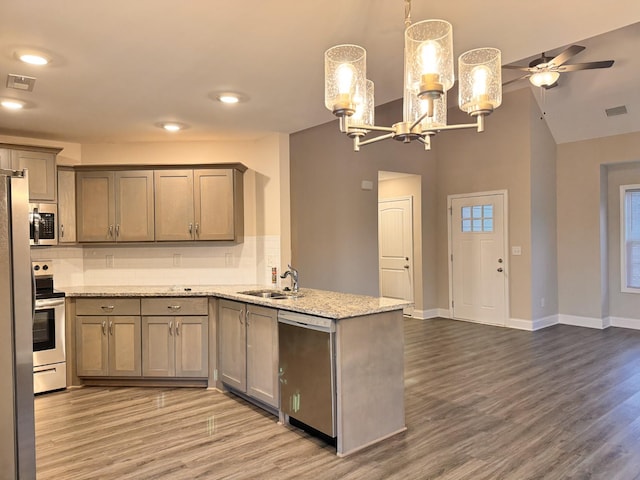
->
xmin=512 ymin=246 xmax=522 ymax=256
xmin=361 ymin=180 xmax=373 ymax=191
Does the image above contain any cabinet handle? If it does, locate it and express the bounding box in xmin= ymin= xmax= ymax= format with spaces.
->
xmin=101 ymin=305 xmax=115 ymax=312
xmin=169 ymin=320 xmax=173 ymax=336
xmin=239 ymin=309 xmax=244 ymax=325
xmin=60 ymin=224 xmax=64 ymax=238
xmin=195 ymin=223 xmax=199 ymax=236
xmin=109 ymin=320 xmax=114 ymax=335
xmin=188 ymin=223 xmax=193 ymax=235
xmin=101 ymin=320 xmax=106 ymax=336
xmin=116 ymin=224 xmax=120 ymax=237
xmin=176 ymin=321 xmax=180 ymax=335
xmin=108 ymin=225 xmax=113 ymax=238
xmin=168 ymin=305 xmax=181 ymax=311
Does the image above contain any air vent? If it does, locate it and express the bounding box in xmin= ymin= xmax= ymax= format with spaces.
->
xmin=6 ymin=74 xmax=36 ymax=92
xmin=605 ymin=105 xmax=628 ymax=117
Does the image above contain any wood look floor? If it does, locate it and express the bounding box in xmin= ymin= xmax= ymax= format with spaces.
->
xmin=35 ymin=318 xmax=640 ymax=479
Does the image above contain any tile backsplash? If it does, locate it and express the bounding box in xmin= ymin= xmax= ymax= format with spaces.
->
xmin=30 ymin=235 xmax=281 ymax=288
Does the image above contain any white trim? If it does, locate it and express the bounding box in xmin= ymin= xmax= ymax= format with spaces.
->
xmin=620 ymin=184 xmax=640 ymax=293
xmin=609 ymin=316 xmax=640 ymax=330
xmin=406 ymin=308 xmax=451 ymax=320
xmin=447 ymin=190 xmax=510 ymax=327
xmin=558 ymin=314 xmax=610 ymax=329
xmin=507 ymin=315 xmax=558 ymax=331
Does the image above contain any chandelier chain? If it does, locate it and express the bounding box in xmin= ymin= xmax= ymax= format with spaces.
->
xmin=404 ymin=0 xmax=412 ymax=28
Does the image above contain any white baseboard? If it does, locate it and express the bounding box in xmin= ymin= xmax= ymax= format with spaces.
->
xmin=558 ymin=314 xmax=609 ymax=329
xmin=507 ymin=315 xmax=558 ymax=331
xmin=609 ymin=316 xmax=640 ymax=330
xmin=409 ymin=308 xmax=450 ymax=320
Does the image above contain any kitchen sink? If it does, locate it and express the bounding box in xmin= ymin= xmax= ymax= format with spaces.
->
xmin=239 ymin=289 xmax=302 ymax=300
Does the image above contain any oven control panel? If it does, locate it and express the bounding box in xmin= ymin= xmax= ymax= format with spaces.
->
xmin=32 ymin=260 xmax=53 ymax=278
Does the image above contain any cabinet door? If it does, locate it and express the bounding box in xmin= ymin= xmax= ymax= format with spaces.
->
xmin=246 ymin=305 xmax=279 ymax=407
xmin=115 ymin=170 xmax=155 ymax=242
xmin=57 ymin=169 xmax=76 ymax=243
xmin=76 ymin=316 xmax=109 ymax=376
xmin=11 ymin=150 xmax=57 ymax=202
xmin=175 ymin=316 xmax=208 ymax=377
xmin=154 ymin=170 xmax=194 ymax=241
xmin=0 ymin=149 xmax=11 ymax=169
xmin=142 ymin=316 xmax=175 ymax=377
xmin=76 ymin=171 xmax=116 ymax=242
xmin=218 ymin=300 xmax=246 ymax=391
xmin=109 ymin=316 xmax=142 ymax=376
xmin=194 ymin=169 xmax=234 ymax=241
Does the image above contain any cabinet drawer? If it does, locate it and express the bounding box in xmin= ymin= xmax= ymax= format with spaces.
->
xmin=76 ymin=298 xmax=141 ymax=315
xmin=141 ymin=297 xmax=208 ymax=316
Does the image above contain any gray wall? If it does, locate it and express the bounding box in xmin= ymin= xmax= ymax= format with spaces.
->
xmin=557 ymin=131 xmax=640 ymax=322
xmin=291 ymin=88 xmax=555 ymax=322
xmin=290 ymin=100 xmax=438 ymax=305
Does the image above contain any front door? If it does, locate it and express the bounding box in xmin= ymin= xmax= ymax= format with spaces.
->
xmin=379 ymin=197 xmax=414 ymax=315
xmin=449 ymin=192 xmax=508 ymax=326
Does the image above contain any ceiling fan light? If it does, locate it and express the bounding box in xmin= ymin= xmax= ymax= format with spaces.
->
xmin=530 ymin=71 xmax=560 ymax=87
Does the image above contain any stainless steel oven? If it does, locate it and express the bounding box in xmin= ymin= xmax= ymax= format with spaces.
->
xmin=33 ymin=261 xmax=66 ymax=393
xmin=29 ymin=203 xmax=57 ymax=246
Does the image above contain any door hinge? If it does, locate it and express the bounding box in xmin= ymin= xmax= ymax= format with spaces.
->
xmin=450 ymin=254 xmax=453 ymax=262
xmin=451 ymin=300 xmax=454 ymax=308
xmin=449 ymin=206 xmax=453 ymax=215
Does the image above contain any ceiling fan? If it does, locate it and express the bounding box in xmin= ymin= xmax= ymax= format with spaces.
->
xmin=502 ymin=45 xmax=614 ymax=89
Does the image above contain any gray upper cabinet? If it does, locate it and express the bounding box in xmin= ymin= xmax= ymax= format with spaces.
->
xmin=155 ymin=167 xmax=244 ymax=242
xmin=1 ymin=144 xmax=62 ymax=203
xmin=57 ymin=168 xmax=76 ymax=243
xmin=76 ymin=169 xmax=155 ymax=242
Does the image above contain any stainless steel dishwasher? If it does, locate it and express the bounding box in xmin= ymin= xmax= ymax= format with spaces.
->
xmin=278 ymin=311 xmax=336 ymax=438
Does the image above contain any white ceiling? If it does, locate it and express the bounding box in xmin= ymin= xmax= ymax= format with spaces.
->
xmin=1 ymin=1 xmax=639 ymax=145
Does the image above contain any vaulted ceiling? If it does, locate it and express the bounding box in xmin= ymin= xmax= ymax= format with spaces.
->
xmin=1 ymin=1 xmax=639 ymax=144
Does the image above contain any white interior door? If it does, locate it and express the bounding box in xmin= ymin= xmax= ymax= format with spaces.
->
xmin=379 ymin=197 xmax=414 ymax=315
xmin=450 ymin=192 xmax=507 ymax=326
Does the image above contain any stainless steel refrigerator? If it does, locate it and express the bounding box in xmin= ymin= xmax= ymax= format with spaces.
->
xmin=0 ymin=169 xmax=36 ymax=479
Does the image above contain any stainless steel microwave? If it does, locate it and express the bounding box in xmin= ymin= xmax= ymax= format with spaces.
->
xmin=29 ymin=203 xmax=57 ymax=246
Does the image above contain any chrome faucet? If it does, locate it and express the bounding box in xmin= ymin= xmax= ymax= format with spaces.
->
xmin=280 ymin=264 xmax=299 ymax=292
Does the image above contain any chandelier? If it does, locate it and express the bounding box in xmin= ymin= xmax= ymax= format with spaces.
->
xmin=324 ymin=0 xmax=502 ymax=151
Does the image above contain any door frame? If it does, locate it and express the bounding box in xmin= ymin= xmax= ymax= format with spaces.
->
xmin=378 ymin=195 xmax=415 ymax=316
xmin=447 ymin=190 xmax=510 ymax=323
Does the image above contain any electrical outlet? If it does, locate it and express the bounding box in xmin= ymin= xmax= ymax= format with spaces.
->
xmin=225 ymin=253 xmax=233 ymax=267
xmin=173 ymin=254 xmax=182 ymax=267
xmin=106 ymin=255 xmax=114 ymax=268
xmin=540 ymin=297 xmax=545 ymax=308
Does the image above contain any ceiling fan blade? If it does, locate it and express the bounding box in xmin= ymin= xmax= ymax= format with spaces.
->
xmin=502 ymin=65 xmax=533 ymax=72
xmin=549 ymin=45 xmax=586 ymax=66
xmin=502 ymin=74 xmax=530 ymax=86
xmin=557 ymin=60 xmax=615 ymax=72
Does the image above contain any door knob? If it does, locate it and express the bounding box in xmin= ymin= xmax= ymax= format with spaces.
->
xmin=497 ymin=267 xmax=503 ymax=272
xmin=404 ymin=265 xmax=410 ymax=269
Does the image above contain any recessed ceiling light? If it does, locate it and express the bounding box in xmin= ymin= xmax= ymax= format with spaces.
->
xmin=1 ymin=100 xmax=25 ymax=110
xmin=19 ymin=54 xmax=49 ymax=66
xmin=157 ymin=122 xmax=188 ymax=132
xmin=218 ymin=94 xmax=240 ymax=104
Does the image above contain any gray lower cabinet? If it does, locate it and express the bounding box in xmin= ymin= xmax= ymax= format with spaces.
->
xmin=75 ymin=298 xmax=142 ymax=377
xmin=141 ymin=298 xmax=208 ymax=378
xmin=218 ymin=299 xmax=279 ymax=408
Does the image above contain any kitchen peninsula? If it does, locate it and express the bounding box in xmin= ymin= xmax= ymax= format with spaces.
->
xmin=63 ymin=285 xmax=410 ymax=456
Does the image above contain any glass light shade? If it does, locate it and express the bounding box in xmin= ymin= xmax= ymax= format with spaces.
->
xmin=325 ymin=44 xmax=366 ymax=116
xmin=529 ymin=71 xmax=560 ymax=87
xmin=352 ymin=79 xmax=375 ymax=127
xmin=458 ymin=48 xmax=502 ymax=115
xmin=404 ymin=20 xmax=454 ymax=100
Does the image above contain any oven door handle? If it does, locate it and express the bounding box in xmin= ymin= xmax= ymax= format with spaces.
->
xmin=31 ymin=268 xmax=36 ymax=323
xmin=35 ymin=298 xmax=65 ymax=309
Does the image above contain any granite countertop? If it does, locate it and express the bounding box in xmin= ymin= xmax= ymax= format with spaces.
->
xmin=61 ymin=285 xmax=411 ymax=320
